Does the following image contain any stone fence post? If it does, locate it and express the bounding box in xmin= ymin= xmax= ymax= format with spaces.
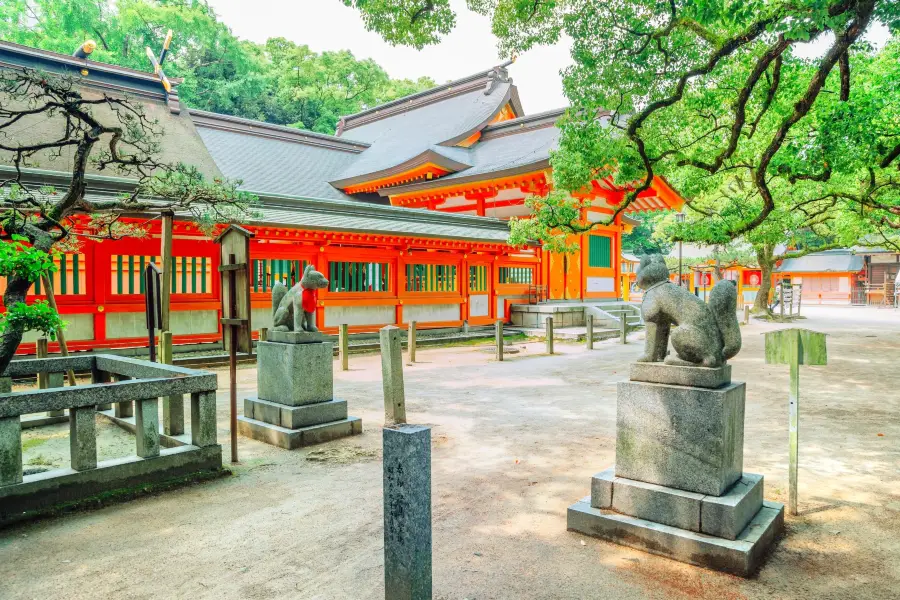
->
xmin=545 ymin=317 xmax=554 ymax=355
xmin=380 ymin=326 xmax=407 ymax=424
xmin=408 ymin=321 xmax=417 ymax=363
xmin=383 ymin=425 xmax=432 ymax=600
xmin=339 ymin=324 xmax=349 ymax=371
xmin=495 ymin=320 xmax=504 ymax=362
xmin=586 ymin=314 xmax=594 ymax=350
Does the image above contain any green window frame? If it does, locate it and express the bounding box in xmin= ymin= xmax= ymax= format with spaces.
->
xmin=30 ymin=253 xmax=86 ymax=296
xmin=498 ymin=266 xmax=534 ymax=284
xmin=111 ymin=255 xmax=211 ymax=295
xmin=588 ymin=235 xmax=612 ymax=268
xmin=328 ymin=261 xmax=390 ymax=293
xmin=469 ymin=265 xmax=488 ymax=292
xmin=405 ymin=264 xmax=458 ymax=292
xmin=252 ymin=259 xmax=308 ymax=293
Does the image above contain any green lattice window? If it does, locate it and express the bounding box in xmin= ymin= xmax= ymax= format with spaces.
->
xmin=406 ymin=264 xmax=457 ymax=292
xmin=111 ymin=256 xmax=212 ymax=295
xmin=329 ymin=261 xmax=390 ymax=292
xmin=498 ymin=266 xmax=534 ymax=284
xmin=469 ymin=265 xmax=488 ymax=292
xmin=588 ymin=235 xmax=612 ymax=268
xmin=253 ymin=259 xmax=308 ymax=293
xmin=28 ymin=253 xmax=87 ymax=296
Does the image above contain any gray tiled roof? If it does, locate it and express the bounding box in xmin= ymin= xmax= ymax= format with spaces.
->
xmin=776 ymin=251 xmax=864 ymax=273
xmin=195 ymin=125 xmax=358 ymax=201
xmin=253 ymin=195 xmax=510 ymax=242
xmin=334 ymin=83 xmax=515 ymax=183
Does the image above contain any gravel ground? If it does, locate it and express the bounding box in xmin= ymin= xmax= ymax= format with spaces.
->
xmin=1 ymin=306 xmax=898 ymax=600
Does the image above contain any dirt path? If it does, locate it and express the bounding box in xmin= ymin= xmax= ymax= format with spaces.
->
xmin=1 ymin=307 xmax=898 ymax=599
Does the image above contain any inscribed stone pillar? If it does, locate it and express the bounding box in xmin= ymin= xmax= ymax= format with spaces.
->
xmin=383 ymin=425 xmax=432 ymax=600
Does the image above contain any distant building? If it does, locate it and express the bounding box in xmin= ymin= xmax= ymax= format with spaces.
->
xmin=0 ymin=41 xmax=683 ymax=354
xmin=775 ymin=250 xmax=865 ymax=305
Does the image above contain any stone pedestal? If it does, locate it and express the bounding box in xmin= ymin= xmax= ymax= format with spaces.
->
xmin=568 ymin=363 xmax=783 ymax=577
xmin=238 ymin=337 xmax=361 ymax=449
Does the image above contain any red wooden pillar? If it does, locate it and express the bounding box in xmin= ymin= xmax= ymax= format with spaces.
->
xmin=91 ymin=240 xmax=109 ymax=345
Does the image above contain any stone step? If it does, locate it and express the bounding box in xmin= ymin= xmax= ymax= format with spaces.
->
xmin=237 ymin=415 xmax=362 ymax=450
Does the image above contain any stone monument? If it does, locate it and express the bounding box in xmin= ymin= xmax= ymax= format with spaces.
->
xmin=567 ymin=254 xmax=783 ymax=576
xmin=238 ymin=266 xmax=361 ymax=448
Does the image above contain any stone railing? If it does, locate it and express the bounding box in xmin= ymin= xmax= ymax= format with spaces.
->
xmin=0 ymin=355 xmax=221 ymax=524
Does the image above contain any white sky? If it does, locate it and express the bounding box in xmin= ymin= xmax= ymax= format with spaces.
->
xmin=205 ymin=0 xmax=571 ymax=114
xmin=205 ymin=1 xmax=891 ymax=115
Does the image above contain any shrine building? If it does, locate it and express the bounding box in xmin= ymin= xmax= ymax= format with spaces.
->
xmin=0 ymin=41 xmax=683 ymax=354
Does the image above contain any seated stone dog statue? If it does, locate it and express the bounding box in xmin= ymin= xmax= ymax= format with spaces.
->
xmin=636 ymin=254 xmax=741 ymax=367
xmin=271 ymin=264 xmax=330 ymax=333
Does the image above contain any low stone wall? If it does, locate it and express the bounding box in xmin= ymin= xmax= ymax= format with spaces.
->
xmin=0 ymin=355 xmax=222 ymax=525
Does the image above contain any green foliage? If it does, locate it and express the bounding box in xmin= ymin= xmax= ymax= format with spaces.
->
xmin=341 ymin=0 xmax=456 ymax=49
xmin=0 ymin=300 xmax=66 ymax=341
xmin=622 ymin=212 xmax=674 ymax=256
xmin=0 ymin=0 xmax=435 ymax=134
xmin=0 ymin=239 xmax=58 ymax=283
xmin=508 ymin=191 xmax=590 ymax=254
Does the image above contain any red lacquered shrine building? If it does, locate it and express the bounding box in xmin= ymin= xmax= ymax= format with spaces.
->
xmin=0 ymin=42 xmax=683 ymax=354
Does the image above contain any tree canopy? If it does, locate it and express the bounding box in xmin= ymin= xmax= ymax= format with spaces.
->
xmin=0 ymin=0 xmax=436 ymax=134
xmin=346 ymin=1 xmax=900 ymax=250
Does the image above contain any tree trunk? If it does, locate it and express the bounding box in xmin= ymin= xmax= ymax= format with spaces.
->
xmin=753 ymin=244 xmax=776 ymax=314
xmin=0 ymin=273 xmax=34 ymax=375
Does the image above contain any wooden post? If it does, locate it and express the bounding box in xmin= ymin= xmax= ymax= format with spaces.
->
xmin=545 ymin=317 xmax=554 ymax=354
xmin=159 ymin=212 xmax=174 ymax=332
xmin=744 ymin=304 xmax=750 ymax=325
xmin=40 ymin=274 xmax=76 ymax=386
xmin=765 ymin=328 xmax=827 ymax=518
xmin=215 ymin=225 xmax=255 ymax=465
xmin=620 ymin=314 xmax=628 ymax=345
xmin=495 ymin=320 xmax=504 ymax=362
xmin=380 ymin=326 xmax=406 ymax=424
xmin=586 ymin=314 xmax=594 ymax=350
xmin=37 ymin=338 xmax=64 ymax=416
xmin=339 ymin=324 xmax=349 ymax=371
xmin=788 ymin=333 xmax=800 ymax=517
xmin=259 ymin=327 xmax=268 ymax=342
xmin=780 ymin=285 xmax=785 ymax=321
xmin=408 ymin=321 xmax=417 ymax=363
xmin=160 ymin=330 xmax=184 ymax=436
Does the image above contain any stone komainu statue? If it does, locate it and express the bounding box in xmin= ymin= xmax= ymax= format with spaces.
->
xmin=636 ymin=254 xmax=741 ymax=367
xmin=271 ymin=264 xmax=330 ymax=333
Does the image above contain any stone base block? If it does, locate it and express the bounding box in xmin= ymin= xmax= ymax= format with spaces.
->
xmin=629 ymin=363 xmax=731 ymax=389
xmin=244 ymin=397 xmax=348 ymax=429
xmin=616 ymin=380 xmax=745 ymax=496
xmin=267 ymin=330 xmax=325 ymax=344
xmin=567 ymin=497 xmax=784 ymax=577
xmin=238 ymin=415 xmax=361 ymax=450
xmin=590 ymin=467 xmax=764 ymax=539
xmin=257 ymin=341 xmax=333 ymax=406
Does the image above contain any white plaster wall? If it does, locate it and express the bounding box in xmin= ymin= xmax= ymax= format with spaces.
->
xmin=325 ymin=305 xmax=396 ymax=327
xmin=497 ymin=295 xmax=528 ymax=320
xmin=586 ymin=277 xmax=615 ymax=292
xmin=170 ymin=310 xmax=219 ymax=335
xmin=252 ymin=306 xmax=273 ymax=331
xmin=404 ymin=303 xmax=459 ymax=324
xmin=22 ymin=313 xmax=94 ymax=342
xmin=105 ymin=312 xmax=146 ymax=339
xmin=469 ymin=295 xmax=489 ymax=317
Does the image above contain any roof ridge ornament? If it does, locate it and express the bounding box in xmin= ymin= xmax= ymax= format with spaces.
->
xmin=483 ymin=57 xmax=514 ymax=96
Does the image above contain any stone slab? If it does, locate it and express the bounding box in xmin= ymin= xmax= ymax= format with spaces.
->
xmin=0 ymin=445 xmax=222 ymax=526
xmin=267 ymin=330 xmax=326 ymax=344
xmin=567 ymin=497 xmax=784 ymax=577
xmin=630 ymin=363 xmax=731 ymax=389
xmin=591 ymin=468 xmax=614 ymax=509
xmin=616 ymin=380 xmax=745 ymax=496
xmin=702 ymin=473 xmax=764 ymax=540
xmin=612 ymin=475 xmax=704 ymax=532
xmin=257 ymin=341 xmax=333 ymax=406
xmin=243 ymin=397 xmax=348 ymax=429
xmin=237 ymin=415 xmax=361 ymax=449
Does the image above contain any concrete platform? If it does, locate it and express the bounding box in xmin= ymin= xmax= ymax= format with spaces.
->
xmin=244 ymin=397 xmax=348 ymax=429
xmin=567 ymin=497 xmax=784 ymax=577
xmin=237 ymin=415 xmax=361 ymax=450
